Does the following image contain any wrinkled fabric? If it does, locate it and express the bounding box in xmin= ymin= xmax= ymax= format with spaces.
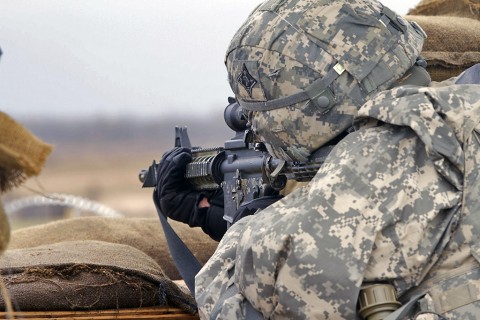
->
xmin=195 ymin=80 xmax=480 ymax=319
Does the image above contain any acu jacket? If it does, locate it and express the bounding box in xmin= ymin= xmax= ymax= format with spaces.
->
xmin=195 ymin=70 xmax=480 ymax=319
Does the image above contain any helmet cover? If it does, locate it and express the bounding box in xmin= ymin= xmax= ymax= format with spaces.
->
xmin=225 ymin=0 xmax=426 ymax=161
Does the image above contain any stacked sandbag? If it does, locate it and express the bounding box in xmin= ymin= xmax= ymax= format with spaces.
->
xmin=0 ymin=203 xmax=8 ymax=255
xmin=406 ymin=0 xmax=480 ymax=81
xmin=0 ymin=240 xmax=197 ymax=312
xmin=8 ymin=216 xmax=219 ymax=280
xmin=409 ymin=0 xmax=480 ymax=20
xmin=0 ymin=112 xmax=53 ymax=253
xmin=407 ymin=15 xmax=480 ymax=81
xmin=0 ymin=112 xmax=52 ymax=193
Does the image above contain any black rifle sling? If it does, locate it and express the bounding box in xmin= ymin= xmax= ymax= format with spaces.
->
xmin=152 ymin=192 xmax=201 ymax=296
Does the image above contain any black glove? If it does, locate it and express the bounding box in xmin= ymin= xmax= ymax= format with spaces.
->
xmin=155 ymin=147 xmax=227 ymax=241
xmin=194 ymin=189 xmax=227 ymax=241
xmin=156 ymin=147 xmax=195 ymax=222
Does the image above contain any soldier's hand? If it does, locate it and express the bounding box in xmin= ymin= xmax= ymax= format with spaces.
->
xmin=155 ymin=147 xmax=197 ymax=222
xmin=155 ymin=147 xmax=227 ymax=240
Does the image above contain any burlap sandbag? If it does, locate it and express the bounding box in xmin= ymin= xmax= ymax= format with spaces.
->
xmin=8 ymin=217 xmax=218 ymax=280
xmin=408 ymin=15 xmax=480 ymax=81
xmin=0 ymin=240 xmax=197 ymax=312
xmin=0 ymin=112 xmax=52 ymax=193
xmin=409 ymin=0 xmax=480 ymax=20
xmin=0 ymin=112 xmax=52 ymax=254
xmin=0 ymin=203 xmax=8 ymax=254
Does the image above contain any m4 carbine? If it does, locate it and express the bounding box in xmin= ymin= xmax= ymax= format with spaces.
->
xmin=139 ymin=98 xmax=331 ymax=225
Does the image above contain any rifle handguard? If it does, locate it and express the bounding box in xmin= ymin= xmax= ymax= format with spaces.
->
xmin=186 ymin=147 xmax=225 ymax=190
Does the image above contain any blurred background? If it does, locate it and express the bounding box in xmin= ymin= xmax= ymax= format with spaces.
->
xmin=0 ymin=0 xmax=420 ymax=228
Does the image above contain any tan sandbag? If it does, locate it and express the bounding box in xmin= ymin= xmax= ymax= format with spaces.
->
xmin=0 ymin=203 xmax=8 ymax=254
xmin=8 ymin=217 xmax=218 ymax=280
xmin=0 ymin=240 xmax=197 ymax=312
xmin=0 ymin=112 xmax=52 ymax=254
xmin=0 ymin=112 xmax=52 ymax=193
xmin=408 ymin=15 xmax=480 ymax=81
xmin=408 ymin=0 xmax=480 ymax=20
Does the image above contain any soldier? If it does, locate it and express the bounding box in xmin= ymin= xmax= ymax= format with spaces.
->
xmin=194 ymin=0 xmax=480 ymax=319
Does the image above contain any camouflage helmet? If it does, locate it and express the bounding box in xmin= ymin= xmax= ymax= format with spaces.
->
xmin=225 ymin=0 xmax=427 ymax=161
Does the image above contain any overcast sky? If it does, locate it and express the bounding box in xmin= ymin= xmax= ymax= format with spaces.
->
xmin=0 ymin=0 xmax=420 ymax=121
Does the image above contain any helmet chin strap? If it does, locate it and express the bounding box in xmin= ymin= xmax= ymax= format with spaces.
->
xmin=302 ymin=60 xmax=431 ymax=162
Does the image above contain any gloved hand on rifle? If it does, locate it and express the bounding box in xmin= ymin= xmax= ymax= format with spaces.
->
xmin=155 ymin=147 xmax=227 ymax=241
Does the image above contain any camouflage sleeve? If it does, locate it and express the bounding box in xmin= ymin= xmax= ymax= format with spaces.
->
xmin=196 ymin=121 xmax=460 ymax=319
xmin=196 ymin=215 xmax=253 ymax=318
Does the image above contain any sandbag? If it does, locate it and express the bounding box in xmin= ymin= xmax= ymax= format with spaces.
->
xmin=0 ymin=240 xmax=197 ymax=313
xmin=8 ymin=217 xmax=218 ymax=280
xmin=408 ymin=0 xmax=480 ymax=20
xmin=408 ymin=15 xmax=480 ymax=81
xmin=0 ymin=112 xmax=52 ymax=193
xmin=0 ymin=112 xmax=52 ymax=253
xmin=0 ymin=203 xmax=8 ymax=254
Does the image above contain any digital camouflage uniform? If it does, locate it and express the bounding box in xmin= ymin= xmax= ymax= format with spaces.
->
xmin=195 ymin=0 xmax=480 ymax=319
xmin=196 ymin=79 xmax=480 ymax=320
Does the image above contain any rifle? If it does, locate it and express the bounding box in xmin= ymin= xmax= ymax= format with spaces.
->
xmin=139 ymin=98 xmax=332 ymax=225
